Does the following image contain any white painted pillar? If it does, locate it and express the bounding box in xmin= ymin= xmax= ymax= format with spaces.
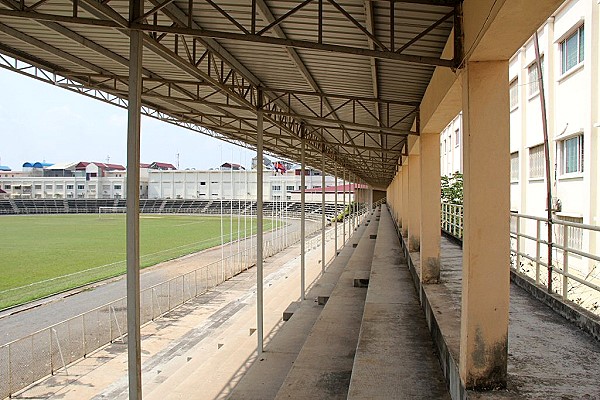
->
xmin=321 ymin=152 xmax=326 ymax=272
xmin=342 ymin=168 xmax=346 ymax=244
xmin=334 ymin=163 xmax=338 ymax=253
xmin=126 ymin=2 xmax=143 ymax=397
xmin=256 ymin=108 xmax=264 ymax=355
xmin=459 ymin=60 xmax=510 ymax=389
xmin=300 ymin=138 xmax=306 ymax=300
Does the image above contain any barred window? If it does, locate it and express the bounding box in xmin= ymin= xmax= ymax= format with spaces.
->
xmin=528 ymin=56 xmax=544 ymax=97
xmin=556 ymin=215 xmax=583 ymax=250
xmin=509 ymin=79 xmax=518 ymax=108
xmin=528 ymin=144 xmax=545 ymax=179
xmin=510 ymin=152 xmax=519 ymax=182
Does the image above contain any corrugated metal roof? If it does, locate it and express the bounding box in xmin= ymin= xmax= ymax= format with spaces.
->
xmin=0 ymin=0 xmax=459 ymax=188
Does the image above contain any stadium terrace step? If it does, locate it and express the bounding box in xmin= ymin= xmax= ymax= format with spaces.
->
xmin=283 ymin=301 xmax=300 ymax=321
xmin=273 ymin=218 xmax=379 ymax=400
xmin=353 ymin=272 xmax=370 ymax=288
xmin=228 ymin=220 xmax=366 ymax=400
xmin=348 ymin=205 xmax=450 ymax=400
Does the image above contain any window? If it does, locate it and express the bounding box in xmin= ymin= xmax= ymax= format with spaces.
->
xmin=559 ymin=135 xmax=584 ymax=175
xmin=4 ymin=184 xmax=10 ymax=189
xmin=200 ymin=181 xmax=206 ymax=186
xmin=272 ymin=185 xmax=281 ymax=191
xmin=55 ymin=184 xmax=63 ymax=190
xmin=66 ymin=184 xmax=74 ymax=190
xmin=455 ymin=129 xmax=460 ymax=147
xmin=510 ymin=152 xmax=519 ymax=182
xmin=77 ymin=185 xmax=85 ymax=190
xmin=34 ymin=184 xmax=42 ymax=190
xmin=561 ymin=25 xmax=584 ymax=74
xmin=45 ymin=184 xmax=53 ymax=190
xmin=528 ymin=56 xmax=544 ymax=97
xmin=556 ymin=215 xmax=583 ymax=250
xmin=286 ymin=185 xmax=295 ymax=191
xmin=509 ymin=79 xmax=518 ymax=108
xmin=529 ymin=144 xmax=545 ymax=179
xmin=114 ymin=184 xmax=122 ymax=190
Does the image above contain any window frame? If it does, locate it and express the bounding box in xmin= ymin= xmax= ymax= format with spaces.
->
xmin=560 ymin=24 xmax=584 ymax=75
xmin=510 ymin=152 xmax=519 ymax=182
xmin=558 ymin=134 xmax=584 ymax=177
xmin=509 ymin=78 xmax=519 ymax=110
xmin=527 ymin=56 xmax=544 ymax=99
xmin=528 ymin=144 xmax=545 ymax=180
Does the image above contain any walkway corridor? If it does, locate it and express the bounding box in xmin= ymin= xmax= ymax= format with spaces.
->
xmin=407 ymin=223 xmax=600 ymax=398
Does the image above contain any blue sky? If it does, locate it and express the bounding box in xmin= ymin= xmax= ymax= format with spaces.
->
xmin=0 ymin=68 xmax=256 ymax=170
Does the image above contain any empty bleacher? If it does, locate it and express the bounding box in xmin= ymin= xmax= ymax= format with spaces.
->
xmin=228 ymin=204 xmax=451 ymax=399
xmin=0 ymin=199 xmax=349 ymax=221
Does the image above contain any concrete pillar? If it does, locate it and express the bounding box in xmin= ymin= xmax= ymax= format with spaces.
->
xmin=401 ymin=165 xmax=409 ymax=237
xmin=459 ymin=61 xmax=510 ymax=390
xmin=420 ymin=133 xmax=441 ymax=283
xmin=408 ymin=149 xmax=421 ymax=252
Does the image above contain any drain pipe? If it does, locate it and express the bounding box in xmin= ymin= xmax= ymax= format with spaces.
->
xmin=534 ymin=32 xmax=553 ymax=294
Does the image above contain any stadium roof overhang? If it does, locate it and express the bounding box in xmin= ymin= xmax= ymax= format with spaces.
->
xmin=0 ymin=0 xmax=464 ymax=189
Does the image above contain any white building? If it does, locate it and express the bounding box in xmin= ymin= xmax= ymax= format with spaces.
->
xmin=147 ymin=168 xmax=341 ymax=201
xmin=0 ymin=161 xmax=146 ymax=199
xmin=441 ymin=0 xmax=600 ymax=273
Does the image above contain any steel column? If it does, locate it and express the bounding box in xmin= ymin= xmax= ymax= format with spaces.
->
xmin=334 ymin=163 xmax=338 ymax=254
xmin=321 ymin=152 xmax=325 ymax=272
xmin=342 ymin=168 xmax=346 ymax=245
xmin=126 ymin=0 xmax=143 ymax=396
xmin=256 ymin=108 xmax=264 ymax=355
xmin=300 ymin=137 xmax=306 ymax=300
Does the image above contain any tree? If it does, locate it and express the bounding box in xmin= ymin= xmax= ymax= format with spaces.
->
xmin=441 ymin=172 xmax=463 ymax=204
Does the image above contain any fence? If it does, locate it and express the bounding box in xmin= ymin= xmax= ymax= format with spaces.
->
xmin=441 ymin=202 xmax=463 ymax=239
xmin=510 ymin=213 xmax=600 ymax=315
xmin=439 ymin=202 xmax=600 ymax=316
xmin=0 ymin=208 xmax=369 ymax=399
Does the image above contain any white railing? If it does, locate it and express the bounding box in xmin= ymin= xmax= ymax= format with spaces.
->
xmin=441 ymin=202 xmax=463 ymax=239
xmin=0 ymin=204 xmax=372 ymax=399
xmin=439 ymin=201 xmax=600 ymax=316
xmin=510 ymin=213 xmax=600 ymax=315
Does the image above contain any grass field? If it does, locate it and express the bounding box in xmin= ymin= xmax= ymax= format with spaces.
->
xmin=0 ymin=214 xmax=271 ymax=309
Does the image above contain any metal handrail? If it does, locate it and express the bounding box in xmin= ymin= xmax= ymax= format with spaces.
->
xmin=439 ymin=202 xmax=600 ymax=315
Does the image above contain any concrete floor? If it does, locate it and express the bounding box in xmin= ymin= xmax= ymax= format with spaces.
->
xmin=416 ymin=237 xmax=600 ymax=399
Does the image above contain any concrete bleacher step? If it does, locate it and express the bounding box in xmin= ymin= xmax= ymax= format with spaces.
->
xmin=274 ymin=218 xmax=380 ymax=400
xmin=228 ymin=224 xmax=365 ymax=400
xmin=347 ymin=206 xmax=450 ymax=400
xmin=283 ymin=301 xmax=300 ymax=321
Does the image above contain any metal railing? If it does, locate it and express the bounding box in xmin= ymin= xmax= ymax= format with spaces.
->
xmin=510 ymin=213 xmax=600 ymax=315
xmin=0 ymin=205 xmax=373 ymax=399
xmin=438 ymin=202 xmax=600 ymax=316
xmin=441 ymin=202 xmax=463 ymax=239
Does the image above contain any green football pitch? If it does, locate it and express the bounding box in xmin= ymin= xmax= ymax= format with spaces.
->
xmin=0 ymin=214 xmax=271 ymax=309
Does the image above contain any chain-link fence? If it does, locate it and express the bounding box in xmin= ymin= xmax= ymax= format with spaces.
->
xmin=0 ymin=217 xmax=332 ymax=399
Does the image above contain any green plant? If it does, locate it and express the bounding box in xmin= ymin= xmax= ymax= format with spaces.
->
xmin=441 ymin=172 xmax=463 ymax=205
